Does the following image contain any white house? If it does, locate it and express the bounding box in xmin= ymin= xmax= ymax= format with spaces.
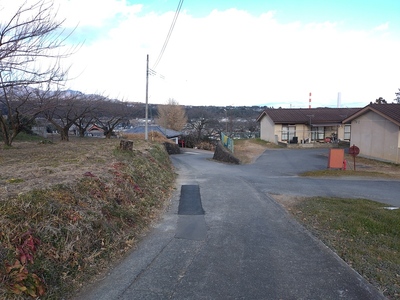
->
xmin=257 ymin=107 xmax=359 ymax=145
xmin=342 ymin=103 xmax=400 ymax=163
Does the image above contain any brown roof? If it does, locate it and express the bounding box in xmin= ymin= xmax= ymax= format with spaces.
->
xmin=342 ymin=103 xmax=400 ymax=126
xmin=257 ymin=107 xmax=361 ymax=125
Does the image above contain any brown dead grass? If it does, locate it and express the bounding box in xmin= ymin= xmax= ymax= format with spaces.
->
xmin=0 ymin=136 xmax=176 ymax=299
xmin=234 ymin=138 xmax=280 ymax=164
xmin=344 ymin=154 xmax=400 ymax=178
xmin=0 ymin=138 xmax=121 ymax=199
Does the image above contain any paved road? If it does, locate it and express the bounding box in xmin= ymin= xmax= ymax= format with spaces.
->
xmin=75 ymin=148 xmax=397 ymax=299
xmin=242 ymin=148 xmax=400 ymax=207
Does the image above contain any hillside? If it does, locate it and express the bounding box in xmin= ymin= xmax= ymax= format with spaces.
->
xmin=0 ymin=137 xmax=176 ymax=299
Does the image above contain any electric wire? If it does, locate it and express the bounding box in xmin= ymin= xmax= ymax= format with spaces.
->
xmin=152 ymin=0 xmax=184 ymax=70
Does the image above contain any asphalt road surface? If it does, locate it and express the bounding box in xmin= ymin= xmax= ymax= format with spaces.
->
xmin=75 ymin=148 xmax=398 ymax=299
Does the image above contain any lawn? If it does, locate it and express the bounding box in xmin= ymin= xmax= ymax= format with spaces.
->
xmin=282 ymin=197 xmax=400 ymax=299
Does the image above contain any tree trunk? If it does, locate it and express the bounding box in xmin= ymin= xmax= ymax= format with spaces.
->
xmin=119 ymin=140 xmax=133 ymax=151
xmin=60 ymin=128 xmax=69 ymax=141
xmin=0 ymin=117 xmax=12 ymax=147
xmin=78 ymin=127 xmax=85 ymax=137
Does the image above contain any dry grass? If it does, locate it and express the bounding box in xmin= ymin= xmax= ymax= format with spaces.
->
xmin=301 ymin=153 xmax=400 ymax=179
xmin=344 ymin=154 xmax=400 ymax=177
xmin=0 ymin=136 xmax=176 ymax=299
xmin=234 ymin=138 xmax=280 ymax=164
xmin=0 ymin=138 xmax=119 ymax=198
xmin=120 ymin=131 xmax=172 ymax=144
xmin=274 ymin=195 xmax=400 ymax=299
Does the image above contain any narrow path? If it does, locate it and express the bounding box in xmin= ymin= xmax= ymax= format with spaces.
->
xmin=75 ymin=149 xmax=390 ymax=299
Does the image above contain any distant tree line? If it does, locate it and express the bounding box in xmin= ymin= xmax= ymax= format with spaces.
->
xmin=0 ymin=86 xmax=145 ymax=146
xmin=0 ymin=0 xmax=74 ymax=146
xmin=374 ymin=88 xmax=400 ymax=104
xmin=0 ymin=1 xmax=147 ymax=146
xmin=0 ymin=0 xmax=264 ymax=147
xmin=395 ymin=89 xmax=400 ymax=103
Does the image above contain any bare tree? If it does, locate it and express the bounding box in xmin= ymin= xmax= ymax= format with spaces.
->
xmin=72 ymin=93 xmax=99 ymax=137
xmin=94 ymin=99 xmax=131 ymax=139
xmin=156 ymin=99 xmax=187 ymax=131
xmin=0 ymin=0 xmax=75 ymax=146
xmin=43 ymin=90 xmax=86 ymax=141
xmin=0 ymin=86 xmax=42 ymax=145
xmin=185 ymin=106 xmax=214 ymax=140
xmin=395 ymin=89 xmax=400 ymax=103
xmin=374 ymin=97 xmax=387 ymax=104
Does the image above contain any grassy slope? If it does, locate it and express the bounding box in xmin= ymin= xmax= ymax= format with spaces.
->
xmin=288 ymin=197 xmax=400 ymax=299
xmin=0 ymin=137 xmax=176 ymax=299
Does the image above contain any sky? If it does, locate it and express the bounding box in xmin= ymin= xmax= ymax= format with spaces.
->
xmin=3 ymin=0 xmax=400 ymax=108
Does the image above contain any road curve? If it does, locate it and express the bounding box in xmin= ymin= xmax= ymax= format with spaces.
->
xmin=75 ymin=148 xmax=391 ymax=299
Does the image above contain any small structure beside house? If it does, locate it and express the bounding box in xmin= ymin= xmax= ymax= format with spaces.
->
xmin=86 ymin=125 xmax=105 ymax=137
xmin=342 ymin=103 xmax=400 ymax=164
xmin=257 ymin=107 xmax=360 ymax=146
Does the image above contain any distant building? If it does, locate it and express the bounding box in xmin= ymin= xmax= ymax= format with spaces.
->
xmin=123 ymin=125 xmax=182 ymax=144
xmin=257 ymin=107 xmax=359 ymax=145
xmin=86 ymin=125 xmax=105 ymax=138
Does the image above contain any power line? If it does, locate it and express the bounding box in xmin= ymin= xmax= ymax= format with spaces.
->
xmin=148 ymin=67 xmax=165 ymax=80
xmin=153 ymin=0 xmax=184 ymax=70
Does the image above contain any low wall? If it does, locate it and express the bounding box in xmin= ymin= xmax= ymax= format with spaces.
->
xmin=213 ymin=142 xmax=240 ymax=164
xmin=278 ymin=141 xmax=340 ymax=149
xmin=164 ymin=142 xmax=181 ymax=154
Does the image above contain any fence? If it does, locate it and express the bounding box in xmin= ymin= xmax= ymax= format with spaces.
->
xmin=221 ymin=132 xmax=234 ymax=153
xmin=228 ymin=132 xmax=260 ymax=139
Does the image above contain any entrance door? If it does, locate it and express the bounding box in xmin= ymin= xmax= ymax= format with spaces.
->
xmin=288 ymin=125 xmax=296 ymax=141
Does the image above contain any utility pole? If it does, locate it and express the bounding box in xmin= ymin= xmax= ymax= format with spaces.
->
xmin=145 ymin=54 xmax=149 ymax=140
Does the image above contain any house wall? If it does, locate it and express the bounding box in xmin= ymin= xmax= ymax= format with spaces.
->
xmin=350 ymin=111 xmax=400 ymax=163
xmin=273 ymin=124 xmax=281 ymax=142
xmin=275 ymin=124 xmax=309 ymax=143
xmin=296 ymin=124 xmax=308 ymax=142
xmin=259 ymin=114 xmax=346 ymax=144
xmin=260 ymin=121 xmax=311 ymax=144
xmin=337 ymin=125 xmax=344 ymax=140
xmin=32 ymin=126 xmax=47 ymax=138
xmin=260 ymin=115 xmax=277 ymax=143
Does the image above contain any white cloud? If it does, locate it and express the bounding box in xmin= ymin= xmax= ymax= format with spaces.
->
xmin=55 ymin=0 xmax=142 ymax=28
xmin=374 ymin=22 xmax=389 ymax=32
xmin=61 ymin=3 xmax=400 ymax=107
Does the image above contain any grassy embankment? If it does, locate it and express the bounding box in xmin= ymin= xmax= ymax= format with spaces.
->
xmin=0 ymin=134 xmax=176 ymax=299
xmin=235 ymin=139 xmax=400 ymax=299
xmin=286 ymin=197 xmax=400 ymax=299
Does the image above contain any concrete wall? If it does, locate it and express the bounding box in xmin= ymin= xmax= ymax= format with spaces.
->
xmin=350 ymin=111 xmax=400 ymax=163
xmin=259 ymin=115 xmax=276 ymax=143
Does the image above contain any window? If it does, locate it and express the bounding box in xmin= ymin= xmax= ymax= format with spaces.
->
xmin=281 ymin=125 xmax=288 ymax=141
xmin=288 ymin=125 xmax=296 ymax=141
xmin=344 ymin=125 xmax=351 ymax=140
xmin=311 ymin=126 xmax=324 ymax=140
xmin=282 ymin=125 xmax=296 ymax=141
